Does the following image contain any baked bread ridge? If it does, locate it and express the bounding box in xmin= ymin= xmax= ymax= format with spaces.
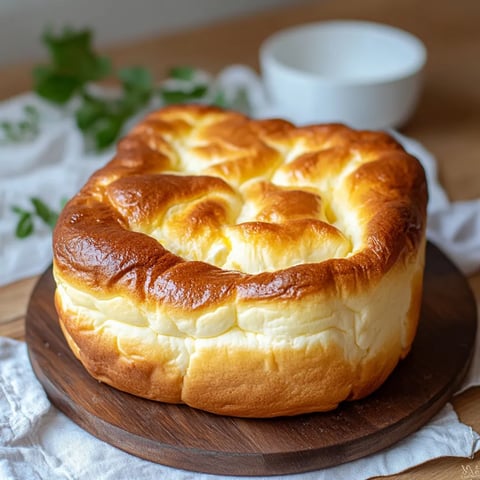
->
xmin=52 ymin=104 xmax=428 ymax=417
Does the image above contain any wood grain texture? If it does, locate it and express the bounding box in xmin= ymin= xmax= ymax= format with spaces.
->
xmin=25 ymin=243 xmax=477 ymax=476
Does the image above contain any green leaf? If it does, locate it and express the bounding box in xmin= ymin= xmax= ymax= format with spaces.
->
xmin=33 ymin=66 xmax=81 ymax=104
xmin=42 ymin=27 xmax=91 ymax=70
xmin=16 ymin=213 xmax=34 ymax=238
xmin=34 ymin=27 xmax=111 ymax=103
xmin=74 ymin=66 xmax=156 ymax=151
xmin=11 ymin=205 xmax=28 ymax=216
xmin=75 ymin=97 xmax=108 ymax=130
xmin=168 ymin=66 xmax=196 ymax=81
xmin=42 ymin=27 xmax=111 ymax=82
xmin=160 ymin=84 xmax=208 ymax=104
xmin=31 ymin=197 xmax=57 ymax=227
xmin=75 ymin=95 xmax=126 ymax=150
xmin=91 ymin=56 xmax=112 ymax=81
xmin=211 ymin=90 xmax=227 ymax=108
xmin=0 ymin=104 xmax=40 ymax=144
xmin=92 ymin=116 xmax=124 ymax=150
xmin=119 ymin=66 xmax=154 ymax=110
xmin=11 ymin=197 xmax=64 ymax=239
xmin=120 ymin=66 xmax=153 ymax=92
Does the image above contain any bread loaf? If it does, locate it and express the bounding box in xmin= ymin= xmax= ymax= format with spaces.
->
xmin=53 ymin=105 xmax=427 ymax=417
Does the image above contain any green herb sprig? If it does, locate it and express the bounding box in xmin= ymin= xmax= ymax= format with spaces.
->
xmin=75 ymin=66 xmax=155 ymax=150
xmin=160 ymin=66 xmax=209 ymax=104
xmin=31 ymin=28 xmax=249 ymax=151
xmin=33 ymin=28 xmax=112 ymax=104
xmin=0 ymin=105 xmax=40 ymax=144
xmin=12 ymin=197 xmax=66 ymax=238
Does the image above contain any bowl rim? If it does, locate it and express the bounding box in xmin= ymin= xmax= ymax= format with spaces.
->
xmin=259 ymin=19 xmax=427 ymax=88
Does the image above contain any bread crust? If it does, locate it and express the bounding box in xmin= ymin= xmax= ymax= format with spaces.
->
xmin=52 ymin=105 xmax=427 ymax=417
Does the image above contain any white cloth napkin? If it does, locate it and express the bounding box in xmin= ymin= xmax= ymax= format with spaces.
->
xmin=1 ymin=65 xmax=480 ymax=480
xmin=0 ymin=336 xmax=479 ymax=480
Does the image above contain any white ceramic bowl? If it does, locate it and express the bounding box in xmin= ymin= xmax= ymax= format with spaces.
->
xmin=259 ymin=20 xmax=427 ymax=129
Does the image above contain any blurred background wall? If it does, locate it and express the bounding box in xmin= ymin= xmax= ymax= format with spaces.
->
xmin=0 ymin=0 xmax=297 ymax=66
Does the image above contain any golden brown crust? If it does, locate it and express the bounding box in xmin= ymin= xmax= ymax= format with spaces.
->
xmin=52 ymin=105 xmax=427 ymax=417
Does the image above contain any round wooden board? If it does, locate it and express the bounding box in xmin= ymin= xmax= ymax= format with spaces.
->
xmin=25 ymin=242 xmax=477 ymax=477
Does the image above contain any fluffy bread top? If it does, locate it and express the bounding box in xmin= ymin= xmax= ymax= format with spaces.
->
xmin=53 ymin=105 xmax=427 ymax=313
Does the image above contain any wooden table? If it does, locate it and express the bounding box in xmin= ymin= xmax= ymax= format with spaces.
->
xmin=1 ymin=0 xmax=479 ymax=478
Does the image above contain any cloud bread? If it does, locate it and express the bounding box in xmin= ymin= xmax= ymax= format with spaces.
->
xmin=52 ymin=105 xmax=427 ymax=417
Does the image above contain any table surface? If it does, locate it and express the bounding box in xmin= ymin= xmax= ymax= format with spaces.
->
xmin=0 ymin=0 xmax=479 ymax=478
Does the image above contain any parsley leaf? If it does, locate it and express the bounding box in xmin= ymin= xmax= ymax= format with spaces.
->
xmin=120 ymin=66 xmax=154 ymax=102
xmin=75 ymin=66 xmax=154 ymax=150
xmin=11 ymin=197 xmax=64 ymax=239
xmin=15 ymin=212 xmax=34 ymax=239
xmin=33 ymin=27 xmax=111 ymax=104
xmin=160 ymin=84 xmax=208 ymax=104
xmin=89 ymin=115 xmax=125 ymax=151
xmin=0 ymin=105 xmax=40 ymax=144
xmin=168 ymin=66 xmax=197 ymax=81
xmin=31 ymin=197 xmax=59 ymax=228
